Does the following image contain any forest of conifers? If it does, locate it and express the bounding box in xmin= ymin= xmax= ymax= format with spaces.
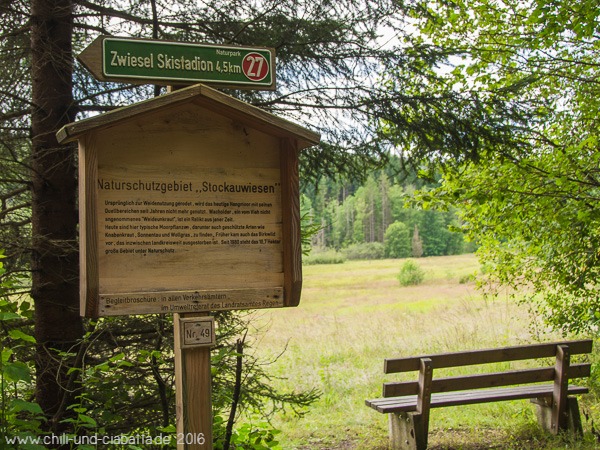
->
xmin=301 ymin=160 xmax=474 ymax=260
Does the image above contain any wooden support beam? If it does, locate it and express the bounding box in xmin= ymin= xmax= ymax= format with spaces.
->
xmin=416 ymin=358 xmax=433 ymax=449
xmin=389 ymin=412 xmax=419 ymax=450
xmin=383 ymin=363 xmax=591 ymax=397
xmin=384 ymin=340 xmax=592 ymax=373
xmin=174 ymin=312 xmax=213 ymax=449
xmin=552 ymin=344 xmax=570 ymax=433
xmin=533 ymin=396 xmax=584 ymax=436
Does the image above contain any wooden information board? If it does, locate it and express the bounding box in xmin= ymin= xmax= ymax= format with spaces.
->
xmin=57 ymin=84 xmax=319 ymax=317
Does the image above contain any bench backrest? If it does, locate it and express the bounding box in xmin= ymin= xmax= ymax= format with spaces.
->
xmin=385 ymin=339 xmax=592 ymax=373
xmin=382 ymin=339 xmax=592 ymax=398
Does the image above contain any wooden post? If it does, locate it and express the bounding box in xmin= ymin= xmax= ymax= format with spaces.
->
xmin=169 ymin=83 xmax=212 ymax=449
xmin=388 ymin=358 xmax=433 ymax=450
xmin=415 ymin=358 xmax=433 ymax=449
xmin=532 ymin=396 xmax=584 ymax=436
xmin=174 ymin=312 xmax=213 ymax=449
xmin=388 ymin=412 xmax=419 ymax=450
xmin=552 ymin=344 xmax=570 ymax=433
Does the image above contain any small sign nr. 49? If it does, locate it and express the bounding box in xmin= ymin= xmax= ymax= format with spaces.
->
xmin=180 ymin=316 xmax=215 ymax=349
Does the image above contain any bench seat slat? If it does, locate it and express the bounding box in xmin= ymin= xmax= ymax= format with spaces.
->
xmin=383 ymin=363 xmax=591 ymax=397
xmin=366 ymin=384 xmax=589 ymax=414
xmin=384 ymin=339 xmax=593 ymax=373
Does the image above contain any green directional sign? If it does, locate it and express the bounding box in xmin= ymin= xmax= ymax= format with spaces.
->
xmin=78 ymin=36 xmax=276 ymax=90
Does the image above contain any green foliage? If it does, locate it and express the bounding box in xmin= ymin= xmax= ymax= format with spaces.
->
xmin=302 ymin=167 xmax=470 ymax=258
xmin=56 ymin=312 xmax=319 ymax=447
xmin=432 ymin=148 xmax=600 ymax=333
xmin=384 ymin=221 xmax=411 ymax=258
xmin=377 ymin=0 xmax=600 ymax=334
xmin=397 ymin=260 xmax=425 ymax=286
xmin=214 ymin=415 xmax=282 ymax=450
xmin=418 ymin=210 xmax=448 ymax=256
xmin=0 ymin=253 xmax=45 ymax=448
xmin=300 ymin=195 xmax=321 ymax=256
xmin=343 ymin=242 xmax=385 ymax=260
xmin=459 ymin=273 xmax=477 ymax=284
xmin=303 ymin=249 xmax=346 ymax=265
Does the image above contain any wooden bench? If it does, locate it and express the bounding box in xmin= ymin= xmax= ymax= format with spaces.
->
xmin=365 ymin=340 xmax=593 ymax=450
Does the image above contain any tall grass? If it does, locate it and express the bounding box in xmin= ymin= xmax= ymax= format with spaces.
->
xmin=248 ymin=255 xmax=598 ymax=449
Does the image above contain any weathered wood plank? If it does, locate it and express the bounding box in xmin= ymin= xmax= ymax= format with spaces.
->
xmin=416 ymin=358 xmax=433 ymax=449
xmin=280 ymin=138 xmax=302 ymax=306
xmin=384 ymin=340 xmax=593 ymax=374
xmin=389 ymin=412 xmax=421 ymax=450
xmin=57 ymin=84 xmax=320 ymax=148
xmin=366 ymin=384 xmax=589 ymax=414
xmin=80 ymin=133 xmax=99 ymax=317
xmin=383 ymin=363 xmax=591 ymax=397
xmin=99 ymin=287 xmax=284 ymax=316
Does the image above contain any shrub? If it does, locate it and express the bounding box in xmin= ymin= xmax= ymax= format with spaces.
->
xmin=303 ymin=249 xmax=346 ymax=265
xmin=384 ymin=221 xmax=411 ymax=258
xmin=459 ymin=273 xmax=477 ymax=284
xmin=343 ymin=242 xmax=385 ymax=260
xmin=397 ymin=260 xmax=425 ymax=286
xmin=1 ymin=251 xmax=44 ymax=444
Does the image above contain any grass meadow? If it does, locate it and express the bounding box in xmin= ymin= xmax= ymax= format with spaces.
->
xmin=247 ymin=254 xmax=600 ymax=449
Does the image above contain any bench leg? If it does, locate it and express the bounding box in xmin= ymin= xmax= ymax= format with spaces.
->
xmin=389 ymin=412 xmax=428 ymax=450
xmin=531 ymin=397 xmax=583 ymax=436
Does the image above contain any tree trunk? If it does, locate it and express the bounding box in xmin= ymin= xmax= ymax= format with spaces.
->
xmin=30 ymin=0 xmax=83 ymax=433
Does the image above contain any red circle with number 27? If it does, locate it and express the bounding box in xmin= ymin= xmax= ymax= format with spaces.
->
xmin=242 ymin=53 xmax=269 ymax=82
